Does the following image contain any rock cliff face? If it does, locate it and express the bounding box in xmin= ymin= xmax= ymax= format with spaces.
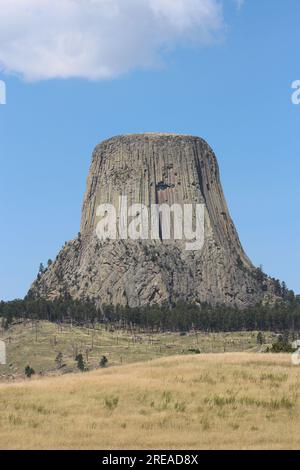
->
xmin=29 ymin=134 xmax=279 ymax=308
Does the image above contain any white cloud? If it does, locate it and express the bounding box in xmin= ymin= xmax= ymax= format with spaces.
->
xmin=0 ymin=0 xmax=224 ymax=81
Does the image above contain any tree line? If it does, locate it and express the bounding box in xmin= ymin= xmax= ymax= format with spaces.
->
xmin=1 ymin=295 xmax=300 ymax=333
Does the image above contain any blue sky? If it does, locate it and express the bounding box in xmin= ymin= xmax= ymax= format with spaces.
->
xmin=0 ymin=0 xmax=299 ymax=300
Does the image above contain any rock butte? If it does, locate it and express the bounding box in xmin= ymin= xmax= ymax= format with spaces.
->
xmin=30 ymin=133 xmax=280 ymax=308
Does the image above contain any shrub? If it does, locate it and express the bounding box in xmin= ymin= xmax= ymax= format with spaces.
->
xmin=75 ymin=353 xmax=86 ymax=371
xmin=174 ymin=401 xmax=186 ymax=412
xmin=55 ymin=352 xmax=64 ymax=369
xmin=25 ymin=365 xmax=35 ymax=378
xmin=270 ymin=335 xmax=294 ymax=353
xmin=100 ymin=355 xmax=108 ymax=368
xmin=104 ymin=395 xmax=119 ymax=411
xmin=257 ymin=332 xmax=265 ymax=345
xmin=187 ymin=348 xmax=201 ymax=354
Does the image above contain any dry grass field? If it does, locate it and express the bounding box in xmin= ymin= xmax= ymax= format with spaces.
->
xmin=0 ymin=352 xmax=299 ymax=450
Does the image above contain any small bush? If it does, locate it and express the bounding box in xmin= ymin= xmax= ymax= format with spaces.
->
xmin=174 ymin=401 xmax=186 ymax=412
xmin=187 ymin=348 xmax=201 ymax=354
xmin=257 ymin=332 xmax=265 ymax=345
xmin=162 ymin=391 xmax=172 ymax=404
xmin=25 ymin=365 xmax=35 ymax=378
xmin=270 ymin=335 xmax=294 ymax=353
xmin=75 ymin=353 xmax=86 ymax=372
xmin=8 ymin=414 xmax=23 ymax=425
xmin=104 ymin=395 xmax=119 ymax=412
xmin=55 ymin=352 xmax=65 ymax=369
xmin=100 ymin=355 xmax=108 ymax=368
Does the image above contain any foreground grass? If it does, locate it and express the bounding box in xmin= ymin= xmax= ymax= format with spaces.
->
xmin=0 ymin=353 xmax=299 ymax=449
xmin=0 ymin=321 xmax=276 ymax=380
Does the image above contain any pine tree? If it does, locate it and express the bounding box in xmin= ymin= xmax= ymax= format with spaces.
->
xmin=257 ymin=332 xmax=265 ymax=345
xmin=25 ymin=365 xmax=35 ymax=378
xmin=100 ymin=355 xmax=108 ymax=368
xmin=55 ymin=352 xmax=64 ymax=369
xmin=75 ymin=353 xmax=86 ymax=371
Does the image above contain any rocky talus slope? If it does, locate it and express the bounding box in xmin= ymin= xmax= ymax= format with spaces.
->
xmin=29 ymin=134 xmax=280 ymax=308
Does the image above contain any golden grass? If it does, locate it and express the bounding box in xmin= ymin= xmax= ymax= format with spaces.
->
xmin=0 ymin=353 xmax=299 ymax=450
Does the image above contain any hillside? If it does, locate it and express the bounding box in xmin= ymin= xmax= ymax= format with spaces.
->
xmin=0 ymin=353 xmax=299 ymax=450
xmin=0 ymin=321 xmax=275 ymax=380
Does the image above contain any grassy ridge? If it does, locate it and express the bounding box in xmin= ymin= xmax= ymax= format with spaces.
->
xmin=0 ymin=321 xmax=276 ymax=380
xmin=0 ymin=353 xmax=299 ymax=449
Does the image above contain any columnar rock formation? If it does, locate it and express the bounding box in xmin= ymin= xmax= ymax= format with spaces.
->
xmin=30 ymin=134 xmax=279 ymax=308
